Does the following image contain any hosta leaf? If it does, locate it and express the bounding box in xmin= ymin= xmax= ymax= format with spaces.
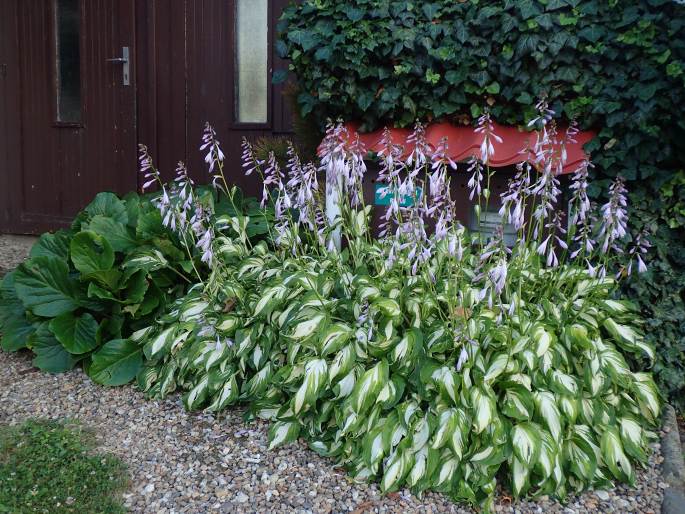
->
xmin=603 ymin=318 xmax=654 ymax=362
xmin=329 ymin=344 xmax=356 ymax=383
xmin=471 ymin=387 xmax=496 ymax=434
xmin=549 ymin=370 xmax=579 ymax=396
xmin=391 ymin=328 xmax=420 ymax=368
xmin=534 ymin=391 xmax=562 ymax=442
xmin=433 ymin=456 xmax=459 ymax=489
xmin=293 ymin=359 xmax=328 ymax=415
xmin=373 ymin=297 xmax=401 ymax=318
xmin=349 ymin=360 xmax=389 ymax=414
xmin=206 ymin=374 xmax=239 ymax=412
xmin=511 ymin=422 xmax=541 ymax=466
xmin=363 ymin=425 xmax=390 ymax=472
xmin=286 ymin=312 xmax=327 ymax=341
xmin=14 ymin=256 xmax=81 ymax=317
xmin=565 ymin=323 xmax=592 ymax=350
xmin=122 ymin=249 xmax=169 ymax=272
xmin=89 ymin=339 xmax=143 ymax=386
xmin=600 ymin=427 xmax=635 ymax=484
xmin=407 ymin=446 xmax=429 ymax=488
xmin=319 ymin=322 xmax=353 ymax=356
xmin=431 ymin=366 xmax=459 ymax=404
xmin=179 ymin=298 xmax=210 ymax=322
xmin=450 ymin=409 xmax=470 ymax=459
xmin=564 ymin=431 xmax=597 ymax=482
xmin=242 ymin=362 xmax=273 ymax=399
xmin=599 ymin=345 xmax=632 ymax=387
xmin=511 ymin=457 xmax=530 ymax=497
xmin=484 ymin=352 xmax=510 ymax=382
xmin=381 ymin=447 xmax=414 ymax=492
xmin=535 ymin=430 xmax=558 ymax=479
xmin=632 ymin=373 xmax=660 ymax=423
xmin=253 ymin=284 xmax=288 ymax=318
xmin=137 ymin=366 xmax=159 ymax=391
xmin=532 ymin=324 xmax=553 ymax=357
xmin=619 ymin=416 xmax=646 ymax=462
xmin=143 ymin=326 xmax=176 ymax=360
xmin=70 ymin=230 xmax=115 ymax=274
xmin=431 ymin=409 xmax=459 ymax=450
xmin=49 ymin=312 xmax=100 ymax=355
xmin=183 ymin=375 xmax=210 ymax=410
xmin=268 ymin=420 xmax=300 ymax=450
xmin=502 ymin=386 xmax=533 ymax=421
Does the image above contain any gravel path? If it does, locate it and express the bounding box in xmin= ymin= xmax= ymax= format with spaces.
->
xmin=0 ymin=234 xmax=36 ymax=277
xmin=0 ymin=234 xmax=669 ymax=513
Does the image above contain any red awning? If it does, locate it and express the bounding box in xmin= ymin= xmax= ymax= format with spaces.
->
xmin=344 ymin=121 xmax=594 ymax=175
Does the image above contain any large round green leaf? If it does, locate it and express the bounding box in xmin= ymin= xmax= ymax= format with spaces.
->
xmin=84 ymin=192 xmax=128 ymax=224
xmin=88 ymin=339 xmax=142 ymax=386
xmin=48 ymin=312 xmax=100 ymax=355
xmin=86 ymin=215 xmax=137 ymax=253
xmin=29 ymin=230 xmax=71 ymax=260
xmin=70 ymin=231 xmax=115 ymax=275
xmin=30 ymin=323 xmax=80 ymax=373
xmin=13 ymin=256 xmax=80 ymax=317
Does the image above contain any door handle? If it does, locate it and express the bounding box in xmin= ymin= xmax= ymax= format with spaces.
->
xmin=0 ymin=64 xmax=6 ymax=79
xmin=106 ymin=47 xmax=130 ymax=86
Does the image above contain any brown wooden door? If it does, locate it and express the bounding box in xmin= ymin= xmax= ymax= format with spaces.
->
xmin=0 ymin=0 xmax=137 ymax=233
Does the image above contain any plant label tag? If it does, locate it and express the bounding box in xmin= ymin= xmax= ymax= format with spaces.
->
xmin=374 ymin=184 xmax=422 ymax=207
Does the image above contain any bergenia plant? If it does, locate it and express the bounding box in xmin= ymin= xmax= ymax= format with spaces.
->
xmin=132 ymin=108 xmax=659 ymax=513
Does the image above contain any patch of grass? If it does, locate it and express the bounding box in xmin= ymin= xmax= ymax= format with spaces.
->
xmin=0 ymin=419 xmax=129 ymax=514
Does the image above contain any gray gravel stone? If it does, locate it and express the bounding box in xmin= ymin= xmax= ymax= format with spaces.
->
xmin=0 ymin=234 xmax=36 ymax=276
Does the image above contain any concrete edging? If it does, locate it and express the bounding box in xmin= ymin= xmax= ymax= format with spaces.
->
xmin=661 ymin=404 xmax=685 ymax=514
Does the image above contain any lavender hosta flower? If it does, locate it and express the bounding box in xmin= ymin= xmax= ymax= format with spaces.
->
xmin=527 ymin=98 xmax=555 ymax=129
xmin=406 ymin=120 xmax=431 ymax=173
xmin=488 ymin=258 xmax=508 ymax=295
xmin=197 ymin=225 xmax=214 ymax=265
xmin=198 ymin=323 xmax=216 ymax=339
xmin=347 ymin=134 xmax=367 ymax=207
xmin=241 ymin=137 xmax=264 ymax=177
xmin=599 ymin=176 xmax=629 ymax=254
xmin=499 ymin=162 xmax=531 ymax=231
xmin=625 ymin=230 xmax=651 ymax=276
xmin=455 ymin=346 xmax=469 ymax=372
xmin=529 ymin=165 xmax=561 ymax=234
xmin=200 ymin=122 xmax=225 ymax=175
xmin=536 ymin=212 xmax=567 ymax=268
xmin=139 ymin=144 xmax=162 ymax=192
xmin=214 ymin=336 xmax=234 ymax=351
xmin=474 ymin=110 xmax=503 ymax=164
xmin=569 ymin=160 xmax=592 ymax=225
xmin=174 ymin=161 xmax=195 ymax=216
xmin=261 ymin=152 xmax=285 ymax=208
xmin=377 ymin=127 xmax=405 ymax=185
xmin=559 ymin=120 xmax=579 ymax=166
xmin=467 ymin=157 xmax=484 ymax=201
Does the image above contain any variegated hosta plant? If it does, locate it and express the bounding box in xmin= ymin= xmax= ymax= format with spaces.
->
xmin=135 ymin=104 xmax=659 ymax=511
